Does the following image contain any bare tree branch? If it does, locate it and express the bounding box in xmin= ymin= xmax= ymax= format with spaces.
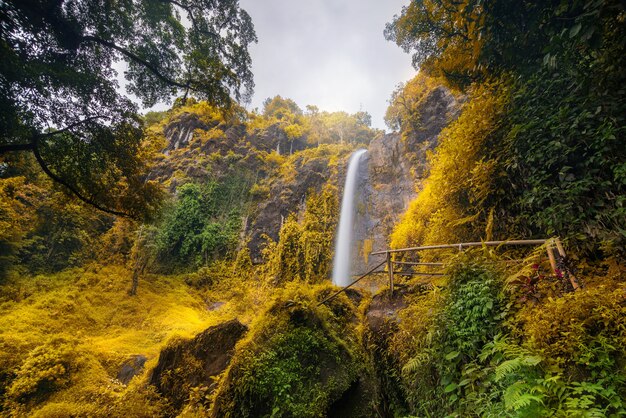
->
xmin=81 ymin=35 xmax=191 ymax=90
xmin=0 ymin=116 xmax=110 ymax=155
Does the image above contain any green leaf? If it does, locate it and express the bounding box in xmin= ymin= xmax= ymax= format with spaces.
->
xmin=444 ymin=383 xmax=458 ymax=393
xmin=445 ymin=351 xmax=460 ymax=361
xmin=569 ymin=23 xmax=582 ymax=38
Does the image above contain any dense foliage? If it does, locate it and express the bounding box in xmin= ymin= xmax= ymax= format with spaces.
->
xmin=265 ymin=184 xmax=339 ymax=284
xmin=156 ymin=181 xmax=246 ymax=269
xmin=380 ymin=255 xmax=626 ymax=417
xmin=381 ymin=2 xmax=626 ymax=415
xmin=0 ymin=0 xmax=256 ymax=217
xmin=0 ymin=0 xmax=623 ymax=416
xmin=388 ymin=0 xmax=625 ymax=255
xmin=211 ymin=284 xmax=365 ymax=417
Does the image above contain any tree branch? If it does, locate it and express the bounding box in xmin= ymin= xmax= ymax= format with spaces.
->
xmin=41 ymin=115 xmax=111 ymax=137
xmin=1 ymin=116 xmax=109 ymax=154
xmin=81 ymin=35 xmax=191 ymax=90
xmin=0 ymin=142 xmax=35 ymax=154
xmin=31 ymin=134 xmax=132 ymax=218
xmin=158 ymin=0 xmax=236 ymax=62
xmin=160 ymin=0 xmax=221 ymax=39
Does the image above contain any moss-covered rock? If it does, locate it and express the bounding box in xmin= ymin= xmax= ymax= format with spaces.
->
xmin=210 ymin=285 xmax=371 ymax=418
xmin=149 ymin=319 xmax=247 ymax=411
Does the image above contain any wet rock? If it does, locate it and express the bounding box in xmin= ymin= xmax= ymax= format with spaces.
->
xmin=117 ymin=355 xmax=147 ymax=385
xmin=365 ymin=288 xmax=409 ymax=335
xmin=247 ymin=153 xmax=333 ymax=262
xmin=149 ymin=319 xmax=247 ymax=411
xmin=364 ymin=288 xmax=413 ymax=415
xmin=344 ymin=288 xmax=364 ymax=306
xmin=207 ymin=301 xmax=225 ymax=311
xmin=328 ymin=378 xmax=376 ymax=418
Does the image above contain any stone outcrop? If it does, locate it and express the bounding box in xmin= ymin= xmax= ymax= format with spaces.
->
xmin=246 ymin=152 xmax=334 ymax=262
xmin=356 ymin=86 xmax=461 ymax=272
xmin=149 ymin=319 xmax=247 ymax=411
xmin=116 ymin=354 xmax=147 ymax=385
xmin=152 ymin=84 xmax=460 ymax=270
xmin=163 ymin=113 xmax=213 ymax=152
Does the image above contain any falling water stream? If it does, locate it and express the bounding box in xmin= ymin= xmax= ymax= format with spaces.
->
xmin=332 ymin=149 xmax=368 ymax=286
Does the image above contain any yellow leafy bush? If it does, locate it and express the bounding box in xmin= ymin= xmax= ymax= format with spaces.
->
xmin=7 ymin=337 xmax=80 ymax=402
xmin=521 ymin=280 xmax=626 ymax=373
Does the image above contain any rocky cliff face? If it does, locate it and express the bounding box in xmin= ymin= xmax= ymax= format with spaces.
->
xmin=353 ymin=133 xmax=418 ymax=273
xmin=350 ymin=86 xmax=461 ymax=272
xmin=152 ymin=84 xmax=460 ymax=269
xmin=402 ymin=86 xmax=462 ymax=177
xmin=246 ymin=151 xmax=338 ymax=263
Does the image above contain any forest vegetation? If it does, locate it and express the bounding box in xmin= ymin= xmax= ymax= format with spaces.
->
xmin=0 ymin=0 xmax=624 ymax=417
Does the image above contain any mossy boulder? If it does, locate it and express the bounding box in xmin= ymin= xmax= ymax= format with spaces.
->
xmin=211 ymin=285 xmax=372 ymax=417
xmin=149 ymin=319 xmax=247 ymax=411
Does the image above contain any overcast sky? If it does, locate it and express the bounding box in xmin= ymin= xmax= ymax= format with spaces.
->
xmin=238 ymin=0 xmax=415 ymax=130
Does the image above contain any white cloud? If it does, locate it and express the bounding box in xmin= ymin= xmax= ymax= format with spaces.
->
xmin=239 ymin=0 xmax=415 ymax=130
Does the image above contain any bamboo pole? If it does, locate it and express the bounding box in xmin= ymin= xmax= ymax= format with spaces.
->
xmin=317 ymin=259 xmax=387 ymax=306
xmin=546 ymin=239 xmax=558 ymax=275
xmin=394 ymin=272 xmax=445 ymax=277
xmin=387 ymin=252 xmax=394 ymax=297
xmin=392 ymin=261 xmax=444 ymax=267
xmin=370 ymin=239 xmax=548 ymax=255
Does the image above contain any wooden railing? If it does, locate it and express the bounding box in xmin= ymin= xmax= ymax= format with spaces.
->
xmin=319 ymin=238 xmax=580 ymax=306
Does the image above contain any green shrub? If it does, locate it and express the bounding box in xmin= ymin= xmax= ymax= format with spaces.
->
xmin=398 ymin=256 xmax=505 ymax=415
xmin=156 ymin=181 xmax=245 ymax=269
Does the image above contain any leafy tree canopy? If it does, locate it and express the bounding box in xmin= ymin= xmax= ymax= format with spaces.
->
xmin=385 ymin=0 xmax=624 ymax=88
xmin=0 ymin=0 xmax=257 ymax=219
xmin=262 ymin=95 xmax=303 ymax=119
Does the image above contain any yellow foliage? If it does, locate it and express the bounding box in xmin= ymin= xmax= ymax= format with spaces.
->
xmin=385 ymin=72 xmax=445 ymax=134
xmin=390 ymin=78 xmax=511 ymax=251
xmin=520 ymin=278 xmax=626 ymax=371
xmin=0 ymin=262 xmax=276 ymax=415
xmin=263 ymin=182 xmax=339 ymax=284
xmin=0 ymin=176 xmax=39 ymax=245
xmin=389 ymin=289 xmax=445 ymax=366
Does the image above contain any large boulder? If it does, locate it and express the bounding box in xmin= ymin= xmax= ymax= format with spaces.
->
xmin=116 ymin=354 xmax=147 ymax=385
xmin=149 ymin=319 xmax=247 ymax=411
xmin=210 ymin=288 xmax=373 ymax=417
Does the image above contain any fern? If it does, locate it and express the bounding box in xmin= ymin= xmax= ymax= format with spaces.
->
xmin=495 ymin=355 xmax=542 ymax=382
xmin=503 ymin=381 xmax=544 ymax=411
xmin=402 ymin=352 xmax=430 ymax=375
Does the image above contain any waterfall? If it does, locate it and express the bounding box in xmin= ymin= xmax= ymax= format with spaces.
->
xmin=332 ymin=149 xmax=368 ymax=287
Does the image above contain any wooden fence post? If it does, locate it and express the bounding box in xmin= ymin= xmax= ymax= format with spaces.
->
xmin=387 ymin=251 xmax=394 ymax=297
xmin=546 ymin=239 xmax=558 ymax=276
xmin=554 ymin=238 xmax=581 ymax=290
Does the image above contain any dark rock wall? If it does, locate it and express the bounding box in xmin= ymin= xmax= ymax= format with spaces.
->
xmin=352 ymin=86 xmax=461 ymax=272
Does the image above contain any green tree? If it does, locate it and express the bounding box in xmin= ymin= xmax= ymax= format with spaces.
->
xmin=385 ymin=0 xmax=623 ymax=88
xmin=156 ymin=182 xmax=244 ymax=269
xmin=0 ymin=0 xmax=256 ymax=219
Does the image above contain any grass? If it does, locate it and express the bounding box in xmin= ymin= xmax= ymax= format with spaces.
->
xmin=0 ymin=262 xmax=273 ymax=416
